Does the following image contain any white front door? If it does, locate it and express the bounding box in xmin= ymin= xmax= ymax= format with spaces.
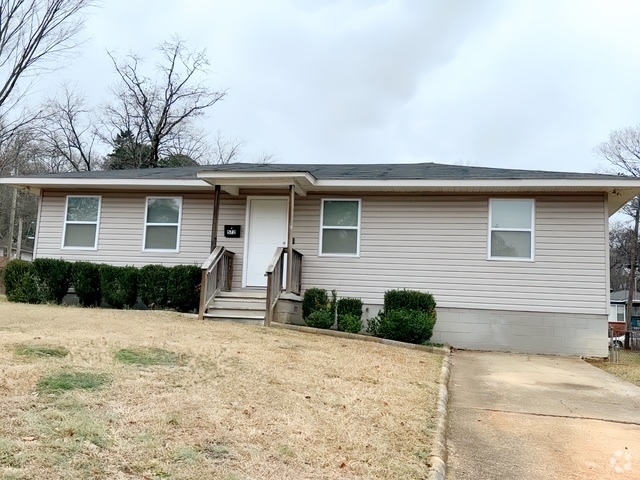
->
xmin=244 ymin=198 xmax=289 ymax=287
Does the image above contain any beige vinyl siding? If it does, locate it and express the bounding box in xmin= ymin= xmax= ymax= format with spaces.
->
xmin=38 ymin=191 xmax=217 ymax=267
xmin=293 ymin=194 xmax=608 ymax=315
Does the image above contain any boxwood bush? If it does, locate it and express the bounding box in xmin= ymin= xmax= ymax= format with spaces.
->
xmin=368 ymin=290 xmax=437 ymax=344
xmin=305 ymin=309 xmax=334 ymax=329
xmin=138 ymin=264 xmax=171 ymax=309
xmin=167 ymin=265 xmax=201 ymax=312
xmin=33 ymin=258 xmax=71 ymax=304
xmin=100 ymin=265 xmax=138 ymax=309
xmin=4 ymin=260 xmax=43 ymax=303
xmin=302 ymin=288 xmax=328 ymax=320
xmin=337 ymin=297 xmax=363 ymax=333
xmin=71 ymin=262 xmax=102 ymax=307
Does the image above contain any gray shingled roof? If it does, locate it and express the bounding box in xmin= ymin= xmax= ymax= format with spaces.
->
xmin=7 ymin=162 xmax=628 ymax=181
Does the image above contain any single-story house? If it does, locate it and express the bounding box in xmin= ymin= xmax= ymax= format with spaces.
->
xmin=2 ymin=162 xmax=639 ymax=357
xmin=609 ymin=290 xmax=640 ymax=332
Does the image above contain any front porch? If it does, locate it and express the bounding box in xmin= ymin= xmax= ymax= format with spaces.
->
xmin=196 ymin=171 xmax=311 ymax=325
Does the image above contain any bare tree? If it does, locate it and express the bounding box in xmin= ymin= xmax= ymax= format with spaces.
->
xmin=0 ymin=0 xmax=94 ymax=140
xmin=39 ymin=85 xmax=100 ymax=171
xmin=104 ymin=37 xmax=226 ymax=168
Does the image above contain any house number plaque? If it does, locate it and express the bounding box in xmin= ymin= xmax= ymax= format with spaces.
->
xmin=224 ymin=225 xmax=241 ymax=238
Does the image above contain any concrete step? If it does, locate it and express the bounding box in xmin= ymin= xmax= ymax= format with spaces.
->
xmin=218 ymin=290 xmax=266 ymax=299
xmin=211 ymin=298 xmax=266 ymax=310
xmin=203 ymin=310 xmax=265 ymax=325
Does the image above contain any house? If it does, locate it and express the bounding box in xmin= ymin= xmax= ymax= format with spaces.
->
xmin=609 ymin=290 xmax=640 ymax=333
xmin=2 ymin=162 xmax=639 ymax=357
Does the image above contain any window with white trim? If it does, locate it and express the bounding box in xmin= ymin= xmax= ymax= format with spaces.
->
xmin=320 ymin=199 xmax=361 ymax=256
xmin=143 ymin=197 xmax=182 ymax=251
xmin=62 ymin=196 xmax=101 ymax=249
xmin=489 ymin=199 xmax=534 ymax=260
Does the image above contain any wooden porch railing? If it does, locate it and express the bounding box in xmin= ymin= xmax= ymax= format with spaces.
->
xmin=198 ymin=246 xmax=234 ymax=320
xmin=264 ymin=247 xmax=303 ymax=326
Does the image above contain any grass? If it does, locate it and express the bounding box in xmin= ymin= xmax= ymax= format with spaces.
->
xmin=37 ymin=372 xmax=109 ymax=393
xmin=0 ymin=302 xmax=443 ymax=479
xmin=589 ymin=353 xmax=640 ymax=387
xmin=15 ymin=344 xmax=69 ymax=358
xmin=115 ymin=347 xmax=179 ymax=366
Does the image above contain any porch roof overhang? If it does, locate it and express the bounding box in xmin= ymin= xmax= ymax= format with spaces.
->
xmin=196 ymin=171 xmax=316 ymax=196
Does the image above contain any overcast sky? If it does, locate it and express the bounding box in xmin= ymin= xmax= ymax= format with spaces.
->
xmin=35 ymin=0 xmax=640 ymax=172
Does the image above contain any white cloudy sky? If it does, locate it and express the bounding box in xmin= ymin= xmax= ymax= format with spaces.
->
xmin=33 ymin=0 xmax=640 ymax=172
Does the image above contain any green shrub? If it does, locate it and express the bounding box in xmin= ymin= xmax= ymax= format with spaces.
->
xmin=138 ymin=265 xmax=171 ymax=309
xmin=100 ymin=265 xmax=138 ymax=309
xmin=167 ymin=265 xmax=201 ymax=312
xmin=71 ymin=262 xmax=102 ymax=307
xmin=368 ymin=309 xmax=436 ymax=344
xmin=4 ymin=260 xmax=43 ymax=303
xmin=383 ymin=289 xmax=436 ymax=314
xmin=33 ymin=258 xmax=71 ymax=304
xmin=302 ymin=288 xmax=328 ymax=319
xmin=337 ymin=297 xmax=363 ymax=319
xmin=367 ymin=290 xmax=437 ymax=344
xmin=304 ymin=309 xmax=334 ymax=329
xmin=337 ymin=313 xmax=363 ymax=333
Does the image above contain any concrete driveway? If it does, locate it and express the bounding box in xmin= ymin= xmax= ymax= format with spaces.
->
xmin=447 ymin=351 xmax=640 ymax=480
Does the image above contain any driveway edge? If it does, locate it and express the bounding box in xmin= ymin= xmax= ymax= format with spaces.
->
xmin=428 ymin=351 xmax=451 ymax=480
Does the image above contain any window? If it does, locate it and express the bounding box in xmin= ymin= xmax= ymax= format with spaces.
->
xmin=62 ymin=196 xmax=101 ymax=249
xmin=615 ymin=304 xmax=626 ymax=323
xmin=488 ymin=199 xmax=534 ymax=260
xmin=143 ymin=197 xmax=182 ymax=251
xmin=320 ymin=199 xmax=361 ymax=256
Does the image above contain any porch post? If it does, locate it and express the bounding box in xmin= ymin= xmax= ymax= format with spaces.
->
xmin=210 ymin=185 xmax=221 ymax=252
xmin=286 ymin=185 xmax=294 ymax=293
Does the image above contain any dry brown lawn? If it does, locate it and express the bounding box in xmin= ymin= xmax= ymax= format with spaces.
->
xmin=590 ymin=361 xmax=640 ymax=387
xmin=0 ymin=299 xmax=442 ymax=479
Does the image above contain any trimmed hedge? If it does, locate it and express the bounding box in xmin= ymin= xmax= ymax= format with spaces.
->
xmin=138 ymin=264 xmax=170 ymax=309
xmin=33 ymin=258 xmax=71 ymax=304
xmin=71 ymin=262 xmax=102 ymax=307
xmin=4 ymin=260 xmax=43 ymax=303
xmin=304 ymin=309 xmax=334 ymax=329
xmin=368 ymin=289 xmax=437 ymax=345
xmin=167 ymin=265 xmax=201 ymax=312
xmin=337 ymin=313 xmax=362 ymax=333
xmin=100 ymin=265 xmax=138 ymax=309
xmin=302 ymin=288 xmax=329 ymax=320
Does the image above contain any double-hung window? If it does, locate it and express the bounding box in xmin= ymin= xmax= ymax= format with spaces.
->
xmin=488 ymin=199 xmax=534 ymax=260
xmin=62 ymin=196 xmax=101 ymax=249
xmin=143 ymin=197 xmax=182 ymax=251
xmin=320 ymin=199 xmax=361 ymax=256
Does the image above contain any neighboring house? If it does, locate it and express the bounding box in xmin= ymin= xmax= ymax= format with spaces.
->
xmin=2 ymin=162 xmax=640 ymax=357
xmin=0 ymin=246 xmax=34 ymax=262
xmin=609 ymin=290 xmax=640 ymax=333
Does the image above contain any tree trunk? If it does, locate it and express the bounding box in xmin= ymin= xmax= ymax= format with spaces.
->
xmin=626 ymin=197 xmax=639 ymax=349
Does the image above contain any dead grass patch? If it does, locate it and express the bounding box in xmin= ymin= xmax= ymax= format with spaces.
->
xmin=589 ymin=360 xmax=640 ymax=387
xmin=0 ymin=302 xmax=442 ymax=479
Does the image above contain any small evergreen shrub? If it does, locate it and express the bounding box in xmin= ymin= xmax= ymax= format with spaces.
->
xmin=302 ymin=288 xmax=328 ymax=319
xmin=304 ymin=309 xmax=334 ymax=329
xmin=337 ymin=298 xmax=363 ymax=319
xmin=100 ymin=265 xmax=138 ymax=309
xmin=367 ymin=309 xmax=436 ymax=344
xmin=367 ymin=290 xmax=437 ymax=344
xmin=4 ymin=260 xmax=43 ymax=303
xmin=72 ymin=262 xmax=102 ymax=307
xmin=33 ymin=258 xmax=71 ymax=304
xmin=337 ymin=313 xmax=363 ymax=333
xmin=167 ymin=265 xmax=201 ymax=312
xmin=138 ymin=264 xmax=171 ymax=309
xmin=383 ymin=289 xmax=436 ymax=314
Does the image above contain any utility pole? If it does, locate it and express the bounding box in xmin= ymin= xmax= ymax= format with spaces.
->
xmin=7 ymin=185 xmax=16 ymax=259
xmin=626 ymin=196 xmax=639 ymax=349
